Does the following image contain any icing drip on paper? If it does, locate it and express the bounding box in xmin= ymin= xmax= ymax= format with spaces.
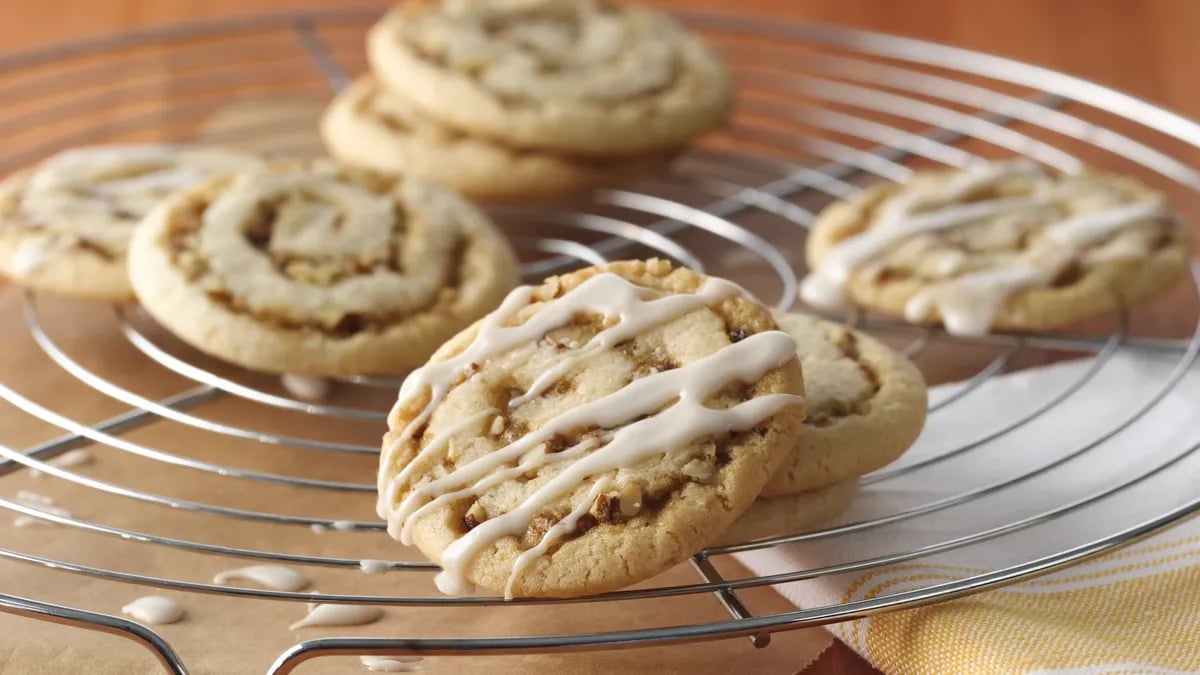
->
xmin=290 ymin=604 xmax=383 ymax=630
xmin=360 ymin=655 xmax=424 ymax=672
xmin=29 ymin=448 xmax=92 ymax=478
xmin=281 ymin=374 xmax=331 ymax=401
xmin=212 ymin=565 xmax=310 ymax=592
xmin=12 ymin=491 xmax=71 ymax=527
xmin=122 ymin=596 xmax=184 ymax=624
xmin=359 ymin=559 xmax=392 ymax=575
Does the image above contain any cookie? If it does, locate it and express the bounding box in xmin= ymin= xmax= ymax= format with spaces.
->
xmin=761 ymin=312 xmax=926 ymax=497
xmin=321 ymin=77 xmax=673 ymax=201
xmin=713 ymin=479 xmax=858 ymax=546
xmin=366 ymin=0 xmax=733 ymax=156
xmin=0 ymin=145 xmax=261 ymax=302
xmin=800 ymin=159 xmax=1194 ymax=335
xmin=127 ymin=160 xmax=520 ymax=376
xmin=377 ymin=259 xmax=805 ymax=598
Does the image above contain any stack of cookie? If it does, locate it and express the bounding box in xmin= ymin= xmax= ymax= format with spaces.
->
xmin=377 ymin=258 xmax=929 ymax=599
xmin=321 ymin=0 xmax=734 ymax=201
xmin=713 ymin=311 xmax=928 ymax=545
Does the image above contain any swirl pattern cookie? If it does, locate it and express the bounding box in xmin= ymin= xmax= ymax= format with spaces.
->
xmin=0 ymin=145 xmax=261 ymax=301
xmin=761 ymin=312 xmax=926 ymax=497
xmin=800 ymin=160 xmax=1194 ymax=335
xmin=321 ymin=77 xmax=673 ymax=201
xmin=367 ymin=0 xmax=733 ymax=156
xmin=714 ymin=478 xmax=858 ymax=546
xmin=378 ymin=260 xmax=805 ymax=598
xmin=128 ymin=160 xmax=520 ymax=375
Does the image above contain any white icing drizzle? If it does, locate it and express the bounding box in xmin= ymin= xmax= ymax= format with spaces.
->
xmin=379 ymin=273 xmax=749 ymax=513
xmin=122 ymin=596 xmax=184 ymax=625
xmin=378 ymin=272 xmax=802 ymax=599
xmin=383 ymin=408 xmax=498 ymax=511
xmin=799 ymin=159 xmax=1170 ymax=335
xmin=905 ymin=265 xmax=1053 ymax=336
xmin=361 ymin=655 xmax=424 ymax=673
xmin=503 ymin=478 xmax=612 ymax=598
xmin=212 ymin=565 xmax=310 ymax=592
xmin=290 ymin=604 xmax=383 ymax=630
xmin=281 ymin=374 xmax=331 ymax=401
xmin=1046 ymin=198 xmax=1165 ymax=248
xmin=359 ymin=559 xmax=392 ymax=575
xmin=30 ymin=448 xmax=93 ymax=477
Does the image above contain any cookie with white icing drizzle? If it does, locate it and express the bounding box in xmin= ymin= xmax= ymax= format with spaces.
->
xmin=378 ymin=259 xmax=805 ymax=598
xmin=0 ymin=145 xmax=261 ymax=302
xmin=128 ymin=160 xmax=520 ymax=375
xmin=321 ymin=77 xmax=675 ymax=201
xmin=801 ymin=159 xmax=1193 ymax=335
xmin=761 ymin=312 xmax=926 ymax=497
xmin=366 ymin=0 xmax=733 ymax=156
xmin=713 ymin=478 xmax=858 ymax=546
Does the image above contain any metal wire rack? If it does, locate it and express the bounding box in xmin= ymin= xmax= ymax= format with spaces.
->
xmin=1 ymin=6 xmax=1199 ymax=674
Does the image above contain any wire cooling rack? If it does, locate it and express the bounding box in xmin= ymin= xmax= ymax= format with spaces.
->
xmin=1 ymin=6 xmax=1199 ymax=674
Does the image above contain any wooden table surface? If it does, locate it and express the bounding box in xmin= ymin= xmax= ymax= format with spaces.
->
xmin=1 ymin=2 xmax=1197 ymax=674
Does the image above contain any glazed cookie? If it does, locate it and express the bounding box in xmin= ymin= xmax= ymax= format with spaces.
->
xmin=761 ymin=312 xmax=926 ymax=497
xmin=0 ymin=145 xmax=261 ymax=301
xmin=321 ymin=77 xmax=673 ymax=201
xmin=128 ymin=160 xmax=520 ymax=375
xmin=713 ymin=479 xmax=858 ymax=546
xmin=378 ymin=259 xmax=805 ymax=598
xmin=366 ymin=0 xmax=733 ymax=156
xmin=800 ymin=159 xmax=1194 ymax=335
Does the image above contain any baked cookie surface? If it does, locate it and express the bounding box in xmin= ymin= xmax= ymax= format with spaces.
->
xmin=128 ymin=160 xmax=520 ymax=375
xmin=714 ymin=478 xmax=858 ymax=546
xmin=377 ymin=260 xmax=805 ymax=598
xmin=366 ymin=0 xmax=733 ymax=156
xmin=0 ymin=145 xmax=261 ymax=301
xmin=321 ymin=77 xmax=672 ymax=201
xmin=762 ymin=312 xmax=926 ymax=496
xmin=800 ymin=160 xmax=1194 ymax=335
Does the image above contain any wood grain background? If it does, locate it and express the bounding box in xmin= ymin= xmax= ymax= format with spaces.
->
xmin=1 ymin=2 xmax=1196 ymax=673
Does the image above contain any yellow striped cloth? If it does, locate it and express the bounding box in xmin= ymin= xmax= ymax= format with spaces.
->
xmin=736 ymin=350 xmax=1200 ymax=674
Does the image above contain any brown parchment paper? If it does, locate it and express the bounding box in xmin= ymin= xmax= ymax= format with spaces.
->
xmin=0 ymin=288 xmax=834 ymax=675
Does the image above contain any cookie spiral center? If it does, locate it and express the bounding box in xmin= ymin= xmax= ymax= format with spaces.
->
xmin=404 ymin=0 xmax=678 ymax=103
xmin=168 ymin=170 xmax=465 ymax=334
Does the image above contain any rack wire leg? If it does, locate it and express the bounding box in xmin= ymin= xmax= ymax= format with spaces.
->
xmin=0 ymin=593 xmax=189 ymax=674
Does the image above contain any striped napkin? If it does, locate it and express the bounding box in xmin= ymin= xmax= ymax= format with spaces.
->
xmin=735 ymin=346 xmax=1200 ymax=674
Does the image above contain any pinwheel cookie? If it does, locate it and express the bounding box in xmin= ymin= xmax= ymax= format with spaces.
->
xmin=366 ymin=0 xmax=733 ymax=156
xmin=377 ymin=260 xmax=805 ymax=598
xmin=714 ymin=478 xmax=859 ymax=546
xmin=0 ymin=145 xmax=261 ymax=302
xmin=761 ymin=312 xmax=927 ymax=497
xmin=321 ymin=77 xmax=673 ymax=201
xmin=800 ymin=159 xmax=1193 ymax=335
xmin=128 ymin=160 xmax=520 ymax=375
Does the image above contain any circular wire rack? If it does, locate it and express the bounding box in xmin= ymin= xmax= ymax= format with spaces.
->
xmin=1 ymin=7 xmax=1199 ymax=674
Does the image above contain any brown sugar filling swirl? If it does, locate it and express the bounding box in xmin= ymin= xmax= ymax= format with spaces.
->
xmin=162 ymin=166 xmax=471 ymax=336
